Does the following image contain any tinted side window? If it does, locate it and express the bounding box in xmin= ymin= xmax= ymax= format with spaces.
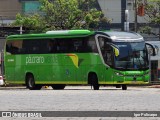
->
xmin=87 ymin=36 xmax=98 ymax=53
xmin=70 ymin=36 xmax=98 ymax=53
xmin=23 ymin=40 xmax=48 ymax=54
xmin=6 ymin=40 xmax=23 ymax=54
xmin=55 ymin=39 xmax=71 ymax=53
xmin=6 ymin=39 xmax=49 ymax=54
xmin=6 ymin=37 xmax=98 ymax=54
xmin=52 ymin=37 xmax=98 ymax=53
xmin=98 ymin=36 xmax=114 ymax=66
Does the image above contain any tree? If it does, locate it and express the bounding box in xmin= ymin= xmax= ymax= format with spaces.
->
xmin=13 ymin=0 xmax=110 ymax=33
xmin=13 ymin=13 xmax=45 ymax=33
xmin=138 ymin=0 xmax=160 ymax=37
xmin=143 ymin=0 xmax=160 ymax=24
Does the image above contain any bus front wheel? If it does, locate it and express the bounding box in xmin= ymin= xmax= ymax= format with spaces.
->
xmin=51 ymin=84 xmax=65 ymax=90
xmin=26 ymin=74 xmax=42 ymax=90
xmin=90 ymin=74 xmax=99 ymax=90
xmin=122 ymin=85 xmax=127 ymax=90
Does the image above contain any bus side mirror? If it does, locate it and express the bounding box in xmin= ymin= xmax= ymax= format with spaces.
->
xmin=145 ymin=43 xmax=159 ymax=56
xmin=154 ymin=45 xmax=159 ymax=55
xmin=110 ymin=44 xmax=119 ymax=57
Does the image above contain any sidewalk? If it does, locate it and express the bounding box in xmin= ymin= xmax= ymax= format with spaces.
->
xmin=147 ymin=85 xmax=160 ymax=88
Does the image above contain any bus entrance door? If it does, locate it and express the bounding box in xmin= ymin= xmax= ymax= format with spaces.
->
xmin=103 ymin=66 xmax=114 ymax=84
xmin=5 ymin=55 xmax=15 ymax=83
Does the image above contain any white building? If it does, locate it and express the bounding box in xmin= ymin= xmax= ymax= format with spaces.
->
xmin=98 ymin=0 xmax=159 ymax=33
xmin=98 ymin=0 xmax=149 ymax=23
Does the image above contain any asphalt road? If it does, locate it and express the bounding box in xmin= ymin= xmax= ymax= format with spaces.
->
xmin=0 ymin=86 xmax=160 ymax=120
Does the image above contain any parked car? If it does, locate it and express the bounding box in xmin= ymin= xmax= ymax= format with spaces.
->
xmin=0 ymin=75 xmax=4 ymax=86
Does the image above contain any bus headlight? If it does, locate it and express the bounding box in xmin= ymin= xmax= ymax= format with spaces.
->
xmin=115 ymin=72 xmax=124 ymax=76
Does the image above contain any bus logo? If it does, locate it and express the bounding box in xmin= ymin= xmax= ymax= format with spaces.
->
xmin=7 ymin=59 xmax=14 ymax=62
xmin=67 ymin=54 xmax=79 ymax=68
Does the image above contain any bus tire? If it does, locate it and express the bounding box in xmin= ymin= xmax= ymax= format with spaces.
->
xmin=26 ymin=74 xmax=42 ymax=90
xmin=122 ymin=85 xmax=127 ymax=90
xmin=90 ymin=74 xmax=99 ymax=90
xmin=51 ymin=84 xmax=65 ymax=90
xmin=116 ymin=85 xmax=121 ymax=88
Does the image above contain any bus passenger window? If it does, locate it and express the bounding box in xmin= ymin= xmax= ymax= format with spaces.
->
xmin=32 ymin=46 xmax=39 ymax=53
xmin=48 ymin=41 xmax=52 ymax=52
xmin=73 ymin=40 xmax=82 ymax=52
xmin=6 ymin=41 xmax=23 ymax=54
xmin=98 ymin=37 xmax=113 ymax=66
xmin=6 ymin=43 xmax=12 ymax=54
xmin=57 ymin=40 xmax=68 ymax=53
xmin=47 ymin=40 xmax=56 ymax=53
xmin=87 ymin=36 xmax=98 ymax=53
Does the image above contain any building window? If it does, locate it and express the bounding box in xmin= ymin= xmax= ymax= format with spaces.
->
xmin=21 ymin=1 xmax=41 ymax=14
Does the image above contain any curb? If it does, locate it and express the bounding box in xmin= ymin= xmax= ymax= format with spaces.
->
xmin=147 ymin=85 xmax=160 ymax=88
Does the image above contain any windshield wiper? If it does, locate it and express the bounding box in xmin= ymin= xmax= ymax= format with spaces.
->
xmin=116 ymin=67 xmax=125 ymax=70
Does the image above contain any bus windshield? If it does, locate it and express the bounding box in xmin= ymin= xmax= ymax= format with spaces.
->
xmin=114 ymin=42 xmax=149 ymax=70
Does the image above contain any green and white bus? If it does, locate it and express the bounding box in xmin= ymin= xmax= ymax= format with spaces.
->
xmin=4 ymin=30 xmax=157 ymax=90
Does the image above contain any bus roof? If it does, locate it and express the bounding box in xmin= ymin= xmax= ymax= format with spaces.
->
xmin=96 ymin=31 xmax=144 ymax=42
xmin=7 ymin=30 xmax=144 ymax=42
xmin=7 ymin=30 xmax=94 ymax=40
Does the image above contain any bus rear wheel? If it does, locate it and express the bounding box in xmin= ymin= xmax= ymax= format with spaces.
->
xmin=51 ymin=84 xmax=65 ymax=90
xmin=116 ymin=85 xmax=121 ymax=88
xmin=122 ymin=85 xmax=127 ymax=90
xmin=26 ymin=74 xmax=42 ymax=90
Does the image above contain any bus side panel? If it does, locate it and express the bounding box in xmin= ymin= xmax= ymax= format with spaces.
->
xmin=36 ymin=54 xmax=67 ymax=84
xmin=14 ymin=55 xmax=25 ymax=84
xmin=76 ymin=53 xmax=88 ymax=84
xmin=63 ymin=54 xmax=76 ymax=84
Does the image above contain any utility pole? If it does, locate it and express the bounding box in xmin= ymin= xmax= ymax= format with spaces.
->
xmin=134 ymin=0 xmax=137 ymax=32
xmin=18 ymin=25 xmax=24 ymax=34
xmin=20 ymin=25 xmax=23 ymax=34
xmin=124 ymin=10 xmax=129 ymax=31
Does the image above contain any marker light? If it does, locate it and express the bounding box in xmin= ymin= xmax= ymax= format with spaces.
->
xmin=46 ymin=30 xmax=91 ymax=35
xmin=46 ymin=30 xmax=69 ymax=34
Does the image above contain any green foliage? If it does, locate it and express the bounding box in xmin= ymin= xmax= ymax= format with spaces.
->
xmin=139 ymin=26 xmax=152 ymax=34
xmin=144 ymin=0 xmax=160 ymax=24
xmin=138 ymin=0 xmax=160 ymax=36
xmin=13 ymin=13 xmax=46 ymax=33
xmin=13 ymin=0 xmax=110 ymax=32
